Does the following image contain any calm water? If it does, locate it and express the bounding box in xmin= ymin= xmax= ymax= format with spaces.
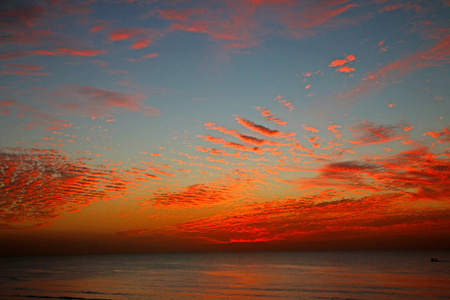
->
xmin=0 ymin=251 xmax=449 ymax=299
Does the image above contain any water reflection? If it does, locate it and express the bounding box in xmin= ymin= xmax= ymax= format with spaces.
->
xmin=0 ymin=251 xmax=449 ymax=299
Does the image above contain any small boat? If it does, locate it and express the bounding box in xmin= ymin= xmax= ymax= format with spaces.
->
xmin=431 ymin=257 xmax=439 ymax=262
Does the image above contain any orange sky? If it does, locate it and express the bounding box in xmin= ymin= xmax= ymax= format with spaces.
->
xmin=0 ymin=0 xmax=449 ymax=255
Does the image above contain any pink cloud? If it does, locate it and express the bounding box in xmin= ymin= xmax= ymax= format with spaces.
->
xmin=6 ymin=64 xmax=42 ymax=71
xmin=130 ymin=37 xmax=152 ymax=49
xmin=157 ymin=1 xmax=362 ymax=53
xmin=46 ymin=86 xmax=160 ymax=120
xmin=109 ymin=28 xmax=144 ymax=41
xmin=344 ymin=34 xmax=450 ymax=101
xmin=157 ymin=9 xmax=206 ymax=22
xmin=1 ymin=70 xmax=50 ymax=76
xmin=57 ymin=48 xmax=106 ymax=57
xmin=144 ymin=53 xmax=160 ymax=59
xmin=349 ymin=121 xmax=406 ymax=146
xmin=0 ymin=99 xmax=65 ymax=130
xmin=0 ymin=48 xmax=106 ymax=60
xmin=90 ymin=25 xmax=105 ymax=32
xmin=71 ymin=86 xmax=160 ymax=117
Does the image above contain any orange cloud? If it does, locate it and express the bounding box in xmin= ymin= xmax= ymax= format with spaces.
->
xmin=254 ymin=107 xmax=287 ymax=126
xmin=329 ymin=58 xmax=348 ymax=67
xmin=144 ymin=53 xmax=159 ymax=59
xmin=327 ymin=124 xmax=341 ymax=133
xmin=204 ymin=136 xmax=261 ymax=153
xmin=329 ymin=54 xmax=356 ymax=73
xmin=147 ymin=168 xmax=265 ymax=208
xmin=204 ymin=122 xmax=284 ymax=146
xmin=303 ymin=125 xmax=319 ymax=133
xmin=235 ymin=116 xmax=289 ymax=138
xmin=273 ymin=95 xmax=293 ymax=111
xmin=336 ymin=66 xmax=355 ymax=73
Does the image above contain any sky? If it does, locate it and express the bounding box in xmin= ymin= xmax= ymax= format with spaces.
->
xmin=0 ymin=0 xmax=449 ymax=256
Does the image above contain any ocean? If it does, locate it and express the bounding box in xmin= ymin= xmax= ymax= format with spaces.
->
xmin=0 ymin=251 xmax=449 ymax=299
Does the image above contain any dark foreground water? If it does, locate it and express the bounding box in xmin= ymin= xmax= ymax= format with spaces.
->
xmin=0 ymin=251 xmax=449 ymax=299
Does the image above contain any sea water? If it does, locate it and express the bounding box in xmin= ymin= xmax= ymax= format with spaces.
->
xmin=0 ymin=251 xmax=449 ymax=299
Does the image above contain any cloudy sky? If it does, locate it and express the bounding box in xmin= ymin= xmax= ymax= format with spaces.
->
xmin=1 ymin=0 xmax=449 ymax=255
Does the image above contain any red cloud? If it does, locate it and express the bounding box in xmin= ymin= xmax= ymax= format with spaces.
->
xmin=148 ymin=168 xmax=265 ymax=208
xmin=125 ymin=191 xmax=450 ymax=246
xmin=423 ymin=127 xmax=450 ymax=143
xmin=0 ymin=148 xmax=132 ymax=228
xmin=151 ymin=184 xmax=230 ymax=207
